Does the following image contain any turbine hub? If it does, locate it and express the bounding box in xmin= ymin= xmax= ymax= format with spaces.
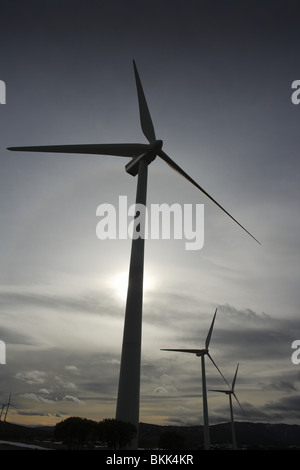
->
xmin=196 ymin=348 xmax=208 ymax=357
xmin=144 ymin=139 xmax=163 ymax=163
xmin=125 ymin=140 xmax=163 ymax=176
xmin=154 ymin=139 xmax=163 ymax=150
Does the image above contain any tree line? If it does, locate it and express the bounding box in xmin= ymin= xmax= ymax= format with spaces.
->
xmin=54 ymin=417 xmax=136 ymax=450
xmin=54 ymin=417 xmax=187 ymax=450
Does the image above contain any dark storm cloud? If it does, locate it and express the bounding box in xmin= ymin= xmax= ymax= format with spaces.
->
xmin=262 ymin=380 xmax=297 ymax=393
xmin=264 ymin=394 xmax=300 ymax=422
xmin=144 ymin=296 xmax=300 ymax=364
xmin=211 ymin=305 xmax=299 ymax=362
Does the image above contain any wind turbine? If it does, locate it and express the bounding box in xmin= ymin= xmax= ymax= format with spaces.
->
xmin=161 ymin=308 xmax=229 ymax=450
xmin=210 ymin=363 xmax=245 ymax=450
xmin=8 ymin=61 xmax=259 ymax=448
xmin=3 ymin=393 xmax=16 ymax=423
xmin=0 ymin=402 xmax=5 ymax=421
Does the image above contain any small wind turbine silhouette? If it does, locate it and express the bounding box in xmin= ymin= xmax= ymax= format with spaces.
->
xmin=0 ymin=402 xmax=5 ymax=421
xmin=8 ymin=61 xmax=259 ymax=448
xmin=3 ymin=393 xmax=16 ymax=423
xmin=210 ymin=363 xmax=245 ymax=450
xmin=161 ymin=308 xmax=228 ymax=450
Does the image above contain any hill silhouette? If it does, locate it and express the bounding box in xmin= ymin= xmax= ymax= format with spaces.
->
xmin=139 ymin=422 xmax=300 ymax=449
xmin=1 ymin=420 xmax=300 ymax=449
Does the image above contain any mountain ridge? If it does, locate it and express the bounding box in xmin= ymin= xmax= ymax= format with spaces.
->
xmin=1 ymin=420 xmax=300 ymax=449
xmin=139 ymin=421 xmax=300 ymax=449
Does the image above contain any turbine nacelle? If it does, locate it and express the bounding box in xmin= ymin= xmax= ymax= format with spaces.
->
xmin=196 ymin=348 xmax=208 ymax=357
xmin=125 ymin=139 xmax=163 ymax=176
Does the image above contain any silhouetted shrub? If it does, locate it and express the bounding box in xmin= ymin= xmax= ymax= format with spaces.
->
xmin=54 ymin=416 xmax=137 ymax=450
xmin=98 ymin=418 xmax=137 ymax=449
xmin=54 ymin=416 xmax=97 ymax=449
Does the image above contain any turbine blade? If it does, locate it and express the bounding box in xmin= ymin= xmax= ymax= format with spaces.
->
xmin=133 ymin=60 xmax=156 ymax=143
xmin=232 ymin=363 xmax=239 ymax=391
xmin=7 ymin=143 xmax=150 ymax=157
xmin=205 ymin=308 xmax=217 ymax=349
xmin=207 ymin=353 xmax=231 ymax=388
xmin=159 ymin=150 xmax=261 ymax=244
xmin=209 ymin=389 xmax=227 ymax=394
xmin=161 ymin=348 xmax=204 ymax=355
xmin=233 ymin=392 xmax=247 ymax=417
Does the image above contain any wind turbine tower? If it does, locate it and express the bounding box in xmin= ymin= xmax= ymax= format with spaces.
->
xmin=8 ymin=62 xmax=259 ymax=449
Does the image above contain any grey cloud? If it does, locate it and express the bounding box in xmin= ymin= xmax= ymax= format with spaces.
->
xmin=63 ymin=395 xmax=85 ymax=406
xmin=0 ymin=326 xmax=38 ymax=347
xmin=264 ymin=394 xmax=300 ymax=422
xmin=261 ymin=380 xmax=298 ymax=393
xmin=16 ymin=370 xmax=48 ymax=385
xmin=21 ymin=393 xmax=56 ymax=404
xmin=0 ymin=288 xmax=119 ymax=317
xmin=17 ymin=410 xmax=62 ymax=418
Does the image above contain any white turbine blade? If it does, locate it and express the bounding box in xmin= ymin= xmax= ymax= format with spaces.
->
xmin=133 ymin=60 xmax=156 ymax=143
xmin=161 ymin=348 xmax=204 ymax=355
xmin=207 ymin=353 xmax=231 ymax=388
xmin=159 ymin=150 xmax=260 ymax=244
xmin=7 ymin=143 xmax=150 ymax=157
xmin=232 ymin=363 xmax=239 ymax=391
xmin=205 ymin=308 xmax=218 ymax=349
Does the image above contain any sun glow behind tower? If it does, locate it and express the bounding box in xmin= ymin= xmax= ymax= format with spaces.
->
xmin=110 ymin=271 xmax=154 ymax=301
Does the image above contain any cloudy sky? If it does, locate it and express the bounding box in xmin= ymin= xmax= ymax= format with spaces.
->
xmin=1 ymin=0 xmax=300 ymax=429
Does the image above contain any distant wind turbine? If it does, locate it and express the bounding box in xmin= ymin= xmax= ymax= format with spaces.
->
xmin=161 ymin=308 xmax=229 ymax=450
xmin=8 ymin=61 xmax=259 ymax=448
xmin=3 ymin=393 xmax=16 ymax=423
xmin=0 ymin=402 xmax=5 ymax=421
xmin=210 ymin=363 xmax=245 ymax=450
